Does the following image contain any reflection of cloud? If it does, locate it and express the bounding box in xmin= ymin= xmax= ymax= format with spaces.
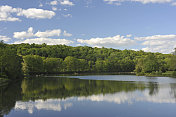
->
xmin=78 ymin=92 xmax=136 ymax=104
xmin=78 ymin=92 xmax=135 ymax=104
xmin=64 ymin=103 xmax=73 ymax=110
xmin=15 ymin=99 xmax=73 ymax=114
xmin=15 ymin=84 xmax=176 ymax=114
xmin=77 ymin=84 xmax=176 ymax=104
xmin=15 ymin=101 xmax=34 ymax=114
xmin=137 ymin=86 xmax=175 ymax=103
xmin=35 ymin=101 xmax=62 ymax=112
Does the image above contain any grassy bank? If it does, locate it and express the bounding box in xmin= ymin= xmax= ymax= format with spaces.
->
xmin=137 ymin=71 xmax=176 ymax=77
xmin=27 ymin=71 xmax=176 ymax=78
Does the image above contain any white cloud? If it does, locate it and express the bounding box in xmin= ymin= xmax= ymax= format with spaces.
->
xmin=0 ymin=35 xmax=11 ymax=42
xmin=171 ymin=2 xmax=176 ymax=5
xmin=0 ymin=5 xmax=20 ymax=21
xmin=126 ymin=34 xmax=132 ymax=38
xmin=12 ymin=28 xmax=72 ymax=45
xmin=13 ymin=27 xmax=34 ymax=39
xmin=14 ymin=38 xmax=73 ymax=45
xmin=39 ymin=3 xmax=43 ymax=7
xmin=52 ymin=7 xmax=57 ymax=11
xmin=17 ymin=8 xmax=55 ymax=19
xmin=0 ymin=5 xmax=55 ymax=21
xmin=62 ymin=14 xmax=72 ymax=18
xmin=35 ymin=29 xmax=61 ymax=38
xmin=134 ymin=34 xmax=176 ymax=41
xmin=63 ymin=30 xmax=72 ymax=37
xmin=133 ymin=0 xmax=172 ymax=4
xmin=13 ymin=27 xmax=73 ymax=41
xmin=77 ymin=35 xmax=135 ymax=48
xmin=50 ymin=0 xmax=58 ymax=5
xmin=104 ymin=0 xmax=173 ymax=5
xmin=135 ymin=34 xmax=176 ymax=53
xmin=60 ymin=0 xmax=74 ymax=6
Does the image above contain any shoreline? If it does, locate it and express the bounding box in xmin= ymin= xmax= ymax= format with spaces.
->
xmin=25 ymin=71 xmax=176 ymax=78
xmin=2 ymin=71 xmax=176 ymax=83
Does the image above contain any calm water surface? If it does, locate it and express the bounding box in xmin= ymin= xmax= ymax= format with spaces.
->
xmin=1 ymin=75 xmax=176 ymax=117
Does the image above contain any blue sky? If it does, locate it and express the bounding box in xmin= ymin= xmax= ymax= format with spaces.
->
xmin=0 ymin=0 xmax=176 ymax=53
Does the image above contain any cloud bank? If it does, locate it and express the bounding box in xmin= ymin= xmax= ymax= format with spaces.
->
xmin=77 ymin=35 xmax=135 ymax=48
xmin=13 ymin=27 xmax=73 ymax=45
xmin=135 ymin=34 xmax=176 ymax=53
xmin=0 ymin=35 xmax=11 ymax=42
xmin=104 ymin=0 xmax=174 ymax=5
xmin=0 ymin=5 xmax=55 ymax=22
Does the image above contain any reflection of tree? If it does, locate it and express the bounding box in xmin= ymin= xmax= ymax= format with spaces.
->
xmin=0 ymin=77 xmax=163 ymax=117
xmin=170 ymin=83 xmax=176 ymax=100
xmin=0 ymin=82 xmax=22 ymax=116
xmin=21 ymin=77 xmax=147 ymax=101
xmin=148 ymin=82 xmax=159 ymax=96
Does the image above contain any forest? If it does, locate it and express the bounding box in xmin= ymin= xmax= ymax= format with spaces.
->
xmin=1 ymin=41 xmax=176 ymax=80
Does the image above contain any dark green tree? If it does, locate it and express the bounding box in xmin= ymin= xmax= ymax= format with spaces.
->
xmin=23 ymin=55 xmax=43 ymax=75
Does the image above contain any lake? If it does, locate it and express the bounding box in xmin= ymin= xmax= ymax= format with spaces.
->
xmin=1 ymin=75 xmax=176 ymax=117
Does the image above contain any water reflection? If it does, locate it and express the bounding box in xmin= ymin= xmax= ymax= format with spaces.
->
xmin=15 ymin=100 xmax=73 ymax=114
xmin=0 ymin=76 xmax=176 ymax=117
xmin=0 ymin=81 xmax=22 ymax=116
xmin=78 ymin=84 xmax=176 ymax=104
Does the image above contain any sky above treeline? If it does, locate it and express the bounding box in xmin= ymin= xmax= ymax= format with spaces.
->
xmin=0 ymin=0 xmax=176 ymax=53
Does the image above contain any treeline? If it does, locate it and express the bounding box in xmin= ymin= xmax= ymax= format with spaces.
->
xmin=10 ymin=43 xmax=176 ymax=76
xmin=9 ymin=43 xmax=145 ymax=75
xmin=0 ymin=41 xmax=23 ymax=80
xmin=22 ymin=55 xmax=135 ymax=74
xmin=1 ymin=42 xmax=176 ymax=79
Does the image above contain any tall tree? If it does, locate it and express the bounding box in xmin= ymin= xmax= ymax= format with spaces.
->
xmin=23 ymin=55 xmax=43 ymax=75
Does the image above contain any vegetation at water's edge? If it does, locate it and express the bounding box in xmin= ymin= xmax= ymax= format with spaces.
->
xmin=0 ymin=41 xmax=23 ymax=81
xmin=1 ymin=40 xmax=176 ymax=80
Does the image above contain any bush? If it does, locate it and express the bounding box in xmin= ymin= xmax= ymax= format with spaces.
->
xmin=172 ymin=71 xmax=176 ymax=77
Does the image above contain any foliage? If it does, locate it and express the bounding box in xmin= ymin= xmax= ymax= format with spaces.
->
xmin=44 ymin=58 xmax=63 ymax=73
xmin=1 ymin=43 xmax=176 ymax=76
xmin=172 ymin=71 xmax=176 ymax=77
xmin=0 ymin=43 xmax=23 ymax=79
xmin=167 ymin=55 xmax=176 ymax=71
xmin=23 ymin=55 xmax=43 ymax=75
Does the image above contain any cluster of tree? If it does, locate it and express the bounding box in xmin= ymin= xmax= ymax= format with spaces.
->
xmin=14 ymin=43 xmax=175 ymax=76
xmin=135 ymin=53 xmax=176 ymax=76
xmin=1 ymin=42 xmax=176 ymax=77
xmin=22 ymin=55 xmax=136 ymax=75
xmin=0 ymin=41 xmax=23 ymax=80
xmin=8 ymin=43 xmax=146 ymax=75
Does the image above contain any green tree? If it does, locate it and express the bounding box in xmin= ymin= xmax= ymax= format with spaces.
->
xmin=23 ymin=55 xmax=43 ymax=75
xmin=167 ymin=55 xmax=176 ymax=71
xmin=135 ymin=54 xmax=160 ymax=73
xmin=64 ymin=56 xmax=79 ymax=72
xmin=0 ymin=47 xmax=22 ymax=79
xmin=44 ymin=58 xmax=63 ymax=73
xmin=95 ymin=60 xmax=110 ymax=72
xmin=78 ymin=59 xmax=88 ymax=72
